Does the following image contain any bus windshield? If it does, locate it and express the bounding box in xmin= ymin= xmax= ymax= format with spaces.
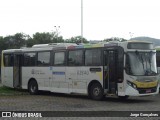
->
xmin=126 ymin=51 xmax=157 ymax=76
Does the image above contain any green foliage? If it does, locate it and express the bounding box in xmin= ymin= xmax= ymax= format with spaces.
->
xmin=14 ymin=33 xmax=26 ymax=48
xmin=26 ymin=38 xmax=34 ymax=47
xmin=103 ymin=37 xmax=127 ymax=42
xmin=66 ymin=36 xmax=88 ymax=44
xmin=0 ymin=86 xmax=28 ymax=95
xmin=1 ymin=33 xmax=26 ymax=50
xmin=33 ymin=32 xmax=52 ymax=44
xmin=0 ymin=36 xmax=5 ymax=52
xmin=26 ymin=32 xmax=64 ymax=47
xmin=0 ymin=32 xmax=66 ymax=49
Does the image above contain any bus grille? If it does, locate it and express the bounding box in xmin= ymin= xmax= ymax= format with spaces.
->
xmin=137 ymin=87 xmax=157 ymax=94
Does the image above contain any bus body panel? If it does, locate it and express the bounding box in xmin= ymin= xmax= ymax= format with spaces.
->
xmin=65 ymin=66 xmax=103 ymax=94
xmin=1 ymin=67 xmax=14 ymax=88
xmin=21 ymin=67 xmax=52 ymax=91
xmin=21 ymin=67 xmax=34 ymax=89
xmin=157 ymin=67 xmax=160 ymax=90
xmin=66 ymin=67 xmax=77 ymax=93
xmin=77 ymin=66 xmax=103 ymax=94
xmin=51 ymin=66 xmax=69 ymax=93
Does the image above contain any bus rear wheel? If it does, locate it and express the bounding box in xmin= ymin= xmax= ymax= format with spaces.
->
xmin=28 ymin=80 xmax=38 ymax=95
xmin=89 ymin=83 xmax=104 ymax=100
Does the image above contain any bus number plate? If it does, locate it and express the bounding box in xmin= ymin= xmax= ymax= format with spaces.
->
xmin=146 ymin=89 xmax=151 ymax=93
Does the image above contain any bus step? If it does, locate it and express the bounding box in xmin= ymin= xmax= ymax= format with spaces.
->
xmin=106 ymin=93 xmax=115 ymax=96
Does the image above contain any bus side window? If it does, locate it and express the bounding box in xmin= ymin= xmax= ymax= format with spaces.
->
xmin=68 ymin=50 xmax=83 ymax=66
xmin=23 ymin=53 xmax=36 ymax=66
xmin=85 ymin=49 xmax=101 ymax=66
xmin=37 ymin=52 xmax=51 ymax=66
xmin=156 ymin=52 xmax=160 ymax=67
xmin=54 ymin=52 xmax=65 ymax=66
xmin=4 ymin=54 xmax=13 ymax=67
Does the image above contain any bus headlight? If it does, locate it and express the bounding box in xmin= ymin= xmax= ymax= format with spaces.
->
xmin=127 ymin=81 xmax=137 ymax=89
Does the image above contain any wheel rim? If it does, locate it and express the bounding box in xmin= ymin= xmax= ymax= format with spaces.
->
xmin=30 ymin=85 xmax=36 ymax=93
xmin=93 ymin=87 xmax=100 ymax=96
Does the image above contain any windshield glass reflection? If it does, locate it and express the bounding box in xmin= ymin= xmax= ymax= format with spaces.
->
xmin=126 ymin=52 xmax=157 ymax=76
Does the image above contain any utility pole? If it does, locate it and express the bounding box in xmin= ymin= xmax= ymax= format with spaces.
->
xmin=81 ymin=0 xmax=83 ymax=43
xmin=54 ymin=26 xmax=60 ymax=42
xmin=129 ymin=32 xmax=134 ymax=39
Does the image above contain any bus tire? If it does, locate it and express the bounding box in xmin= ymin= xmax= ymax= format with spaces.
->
xmin=28 ymin=80 xmax=39 ymax=95
xmin=89 ymin=83 xmax=104 ymax=100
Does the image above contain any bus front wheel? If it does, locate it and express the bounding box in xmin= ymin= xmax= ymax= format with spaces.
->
xmin=89 ymin=83 xmax=104 ymax=100
xmin=28 ymin=80 xmax=39 ymax=95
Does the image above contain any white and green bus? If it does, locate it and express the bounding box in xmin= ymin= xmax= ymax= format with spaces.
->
xmin=1 ymin=41 xmax=159 ymax=100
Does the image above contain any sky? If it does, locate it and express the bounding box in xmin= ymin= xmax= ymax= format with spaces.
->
xmin=0 ymin=0 xmax=160 ymax=40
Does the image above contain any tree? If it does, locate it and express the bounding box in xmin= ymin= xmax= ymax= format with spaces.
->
xmin=13 ymin=33 xmax=26 ymax=48
xmin=0 ymin=36 xmax=5 ymax=52
xmin=3 ymin=35 xmax=14 ymax=49
xmin=2 ymin=33 xmax=26 ymax=49
xmin=32 ymin=32 xmax=52 ymax=44
xmin=26 ymin=37 xmax=34 ymax=47
xmin=30 ymin=32 xmax=64 ymax=47
xmin=50 ymin=31 xmax=64 ymax=43
xmin=65 ymin=36 xmax=88 ymax=44
xmin=103 ymin=37 xmax=127 ymax=42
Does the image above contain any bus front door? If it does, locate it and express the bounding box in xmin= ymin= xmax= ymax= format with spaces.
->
xmin=13 ymin=54 xmax=22 ymax=88
xmin=104 ymin=50 xmax=117 ymax=94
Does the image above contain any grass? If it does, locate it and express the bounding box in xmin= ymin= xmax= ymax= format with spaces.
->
xmin=0 ymin=86 xmax=29 ymax=95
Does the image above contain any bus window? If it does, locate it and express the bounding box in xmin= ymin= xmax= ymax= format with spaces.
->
xmin=37 ymin=52 xmax=50 ymax=66
xmin=23 ymin=53 xmax=36 ymax=66
xmin=68 ymin=50 xmax=83 ymax=66
xmin=85 ymin=49 xmax=101 ymax=66
xmin=4 ymin=54 xmax=14 ymax=66
xmin=156 ymin=51 xmax=160 ymax=67
xmin=54 ymin=52 xmax=65 ymax=66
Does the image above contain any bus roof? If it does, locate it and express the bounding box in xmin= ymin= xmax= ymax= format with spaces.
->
xmin=128 ymin=40 xmax=153 ymax=44
xmin=2 ymin=41 xmax=154 ymax=53
xmin=32 ymin=43 xmax=77 ymax=48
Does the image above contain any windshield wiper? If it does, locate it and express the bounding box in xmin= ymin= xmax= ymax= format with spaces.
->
xmin=135 ymin=51 xmax=145 ymax=73
xmin=148 ymin=51 xmax=153 ymax=73
xmin=145 ymin=51 xmax=156 ymax=75
xmin=145 ymin=70 xmax=157 ymax=75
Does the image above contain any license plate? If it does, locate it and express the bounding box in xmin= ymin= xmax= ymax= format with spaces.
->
xmin=146 ymin=89 xmax=151 ymax=93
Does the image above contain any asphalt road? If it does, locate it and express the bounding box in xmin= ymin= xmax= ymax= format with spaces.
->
xmin=0 ymin=93 xmax=159 ymax=111
xmin=0 ymin=91 xmax=160 ymax=119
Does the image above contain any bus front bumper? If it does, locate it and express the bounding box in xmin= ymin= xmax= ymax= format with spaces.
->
xmin=125 ymin=84 xmax=159 ymax=96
